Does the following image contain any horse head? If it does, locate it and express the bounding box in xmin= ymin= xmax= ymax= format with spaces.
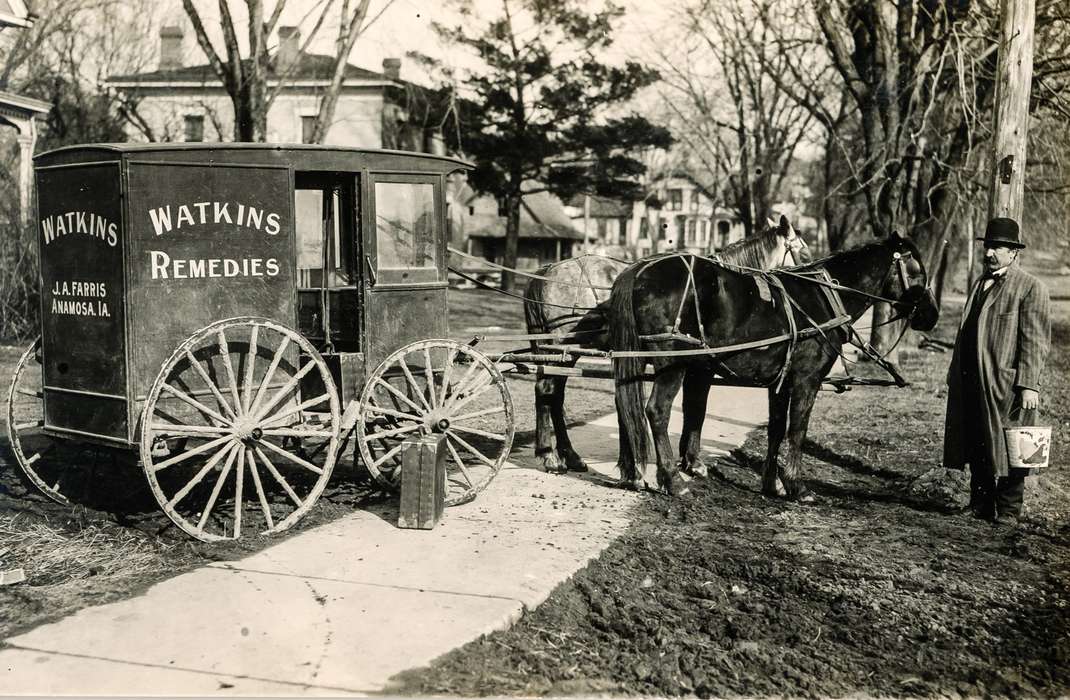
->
xmin=767 ymin=215 xmax=811 ymax=266
xmin=882 ymin=231 xmax=939 ymax=331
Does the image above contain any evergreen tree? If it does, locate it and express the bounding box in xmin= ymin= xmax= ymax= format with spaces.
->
xmin=432 ymin=0 xmax=672 ymax=289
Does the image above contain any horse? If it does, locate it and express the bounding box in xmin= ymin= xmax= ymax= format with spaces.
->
xmin=609 ymin=231 xmax=939 ymax=499
xmin=524 ymin=215 xmax=810 ymax=473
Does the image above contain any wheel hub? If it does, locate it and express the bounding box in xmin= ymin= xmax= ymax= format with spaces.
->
xmin=424 ymin=411 xmax=450 ymax=433
xmin=234 ymin=419 xmax=263 ymax=443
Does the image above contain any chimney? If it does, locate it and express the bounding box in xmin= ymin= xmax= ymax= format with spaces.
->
xmin=382 ymin=58 xmax=401 ymax=81
xmin=159 ymin=26 xmax=183 ymax=70
xmin=277 ymin=26 xmax=300 ymax=69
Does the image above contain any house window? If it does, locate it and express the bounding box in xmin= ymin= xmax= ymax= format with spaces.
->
xmin=657 ymin=218 xmax=667 ymax=240
xmin=301 ymin=115 xmax=317 ymax=144
xmin=690 ymin=191 xmax=700 ymax=211
xmin=686 ymin=219 xmax=696 ymax=244
xmin=639 ymin=217 xmax=649 ymax=240
xmin=667 ymin=189 xmax=683 ymax=211
xmin=184 ymin=115 xmax=204 ymax=142
xmin=717 ymin=220 xmax=731 ymax=249
xmin=596 ymin=217 xmax=607 ymax=240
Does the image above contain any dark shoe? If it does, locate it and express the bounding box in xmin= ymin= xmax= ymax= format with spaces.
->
xmin=971 ymin=505 xmax=996 ymax=521
xmin=995 ymin=512 xmax=1020 ymax=527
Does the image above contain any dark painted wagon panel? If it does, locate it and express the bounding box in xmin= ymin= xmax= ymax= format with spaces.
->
xmin=124 ymin=161 xmax=296 ymax=436
xmin=36 ymin=162 xmax=128 ymax=441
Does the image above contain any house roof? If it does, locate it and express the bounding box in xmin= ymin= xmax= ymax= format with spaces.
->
xmin=467 ymin=221 xmax=584 ymax=241
xmin=107 ymin=51 xmax=390 ymax=86
xmin=0 ymin=0 xmax=32 ymax=28
xmin=565 ymin=193 xmax=632 ymax=218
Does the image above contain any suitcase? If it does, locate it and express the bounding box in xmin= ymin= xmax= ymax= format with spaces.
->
xmin=398 ymin=434 xmax=446 ymax=529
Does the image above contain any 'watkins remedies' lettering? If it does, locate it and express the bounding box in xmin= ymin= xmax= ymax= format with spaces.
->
xmin=148 ymin=201 xmax=281 ymax=236
xmin=41 ymin=212 xmax=118 ymax=247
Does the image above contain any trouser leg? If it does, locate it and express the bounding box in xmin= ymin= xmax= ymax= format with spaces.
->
xmin=996 ymin=468 xmax=1028 ymax=518
xmin=969 ymin=465 xmax=996 ymax=518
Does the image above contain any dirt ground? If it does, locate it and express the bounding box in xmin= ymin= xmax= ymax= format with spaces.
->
xmin=389 ymin=283 xmax=1070 ymax=697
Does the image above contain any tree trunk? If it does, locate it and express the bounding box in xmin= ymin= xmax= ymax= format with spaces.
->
xmin=501 ymin=192 xmax=522 ymax=292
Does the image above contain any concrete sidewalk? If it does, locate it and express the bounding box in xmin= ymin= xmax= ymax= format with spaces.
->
xmin=1 ymin=385 xmax=766 ymax=696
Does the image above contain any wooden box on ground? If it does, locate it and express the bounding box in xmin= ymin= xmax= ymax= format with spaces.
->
xmin=398 ymin=434 xmax=445 ymax=529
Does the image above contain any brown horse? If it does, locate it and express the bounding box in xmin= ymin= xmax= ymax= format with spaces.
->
xmin=609 ymin=232 xmax=939 ymax=498
xmin=524 ymin=215 xmax=810 ymax=473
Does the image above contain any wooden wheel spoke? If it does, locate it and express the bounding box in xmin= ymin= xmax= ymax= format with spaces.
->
xmin=447 ymin=423 xmax=508 ymax=442
xmin=217 ymin=330 xmax=243 ymax=414
xmin=249 ymin=336 xmax=291 ymax=418
xmin=445 ymin=358 xmax=481 ymax=407
xmin=451 ymin=405 xmax=506 ymax=423
xmin=233 ymin=447 xmax=246 ymax=535
xmin=260 ymin=427 xmax=335 ymax=439
xmin=17 ymin=388 xmax=41 ymax=399
xmin=196 ymin=443 xmax=241 ymax=532
xmin=247 ymin=447 xmax=274 ymax=529
xmin=152 ymin=434 xmax=233 ymax=472
xmin=15 ymin=420 xmax=43 ymax=430
xmin=422 ymin=347 xmax=438 ymax=409
xmin=259 ymin=437 xmax=325 ymax=475
xmin=259 ymin=392 xmax=331 ymax=428
xmin=252 ymin=445 xmax=303 ymax=507
xmin=161 ymin=383 xmax=231 ymax=427
xmin=150 ymin=423 xmax=231 ymax=437
xmin=363 ymin=404 xmax=421 ymax=422
xmin=445 ymin=430 xmax=497 ymax=468
xmin=371 ymin=441 xmax=406 ymax=469
xmin=447 ymin=377 xmax=496 ymax=415
xmin=444 ymin=438 xmax=475 ymax=487
xmin=166 ymin=441 xmax=238 ymax=508
xmin=184 ymin=349 xmax=237 ymax=419
xmin=373 ymin=377 xmax=426 ymax=415
xmin=398 ymin=358 xmax=433 ymax=413
xmin=242 ymin=325 xmax=259 ymax=413
xmin=437 ymin=347 xmax=459 ymax=407
xmin=250 ymin=360 xmax=319 ymax=423
xmin=366 ymin=423 xmax=421 ymax=442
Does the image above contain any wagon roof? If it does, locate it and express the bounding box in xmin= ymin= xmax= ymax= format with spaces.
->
xmin=35 ymin=142 xmax=473 ymax=172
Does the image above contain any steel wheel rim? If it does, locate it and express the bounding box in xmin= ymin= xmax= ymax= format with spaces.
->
xmin=140 ymin=318 xmax=340 ymax=542
xmin=357 ymin=340 xmax=514 ymax=506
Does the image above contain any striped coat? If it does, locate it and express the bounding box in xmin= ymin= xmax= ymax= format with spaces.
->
xmin=943 ymin=265 xmax=1051 ymax=476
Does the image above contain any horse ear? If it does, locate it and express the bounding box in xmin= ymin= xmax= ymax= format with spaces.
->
xmin=766 ymin=217 xmax=777 ymax=228
xmin=776 ymin=214 xmax=791 ymax=237
xmin=890 ymin=230 xmax=903 ymax=241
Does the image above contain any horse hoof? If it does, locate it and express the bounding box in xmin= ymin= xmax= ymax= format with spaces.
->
xmin=563 ymin=453 xmax=589 ymax=473
xmin=686 ymin=462 xmax=709 ymax=479
xmin=618 ymin=478 xmax=643 ymax=492
xmin=540 ymin=455 xmax=566 ymax=475
xmin=667 ymin=474 xmax=691 ymax=498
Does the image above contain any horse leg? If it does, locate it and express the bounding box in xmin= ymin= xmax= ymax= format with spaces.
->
xmin=549 ymin=374 xmax=588 ymax=472
xmin=762 ymin=387 xmax=790 ymax=497
xmin=778 ymin=378 xmax=821 ymax=502
xmin=647 ymin=365 xmax=688 ymax=496
xmin=678 ymin=366 xmax=711 ymax=478
xmin=533 ymin=375 xmax=563 ymax=473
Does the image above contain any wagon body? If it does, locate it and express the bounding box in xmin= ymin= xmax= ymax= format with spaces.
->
xmin=34 ymin=144 xmax=467 ymax=448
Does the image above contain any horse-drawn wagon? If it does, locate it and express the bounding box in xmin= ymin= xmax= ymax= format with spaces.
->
xmin=9 ymin=143 xmax=514 ymax=541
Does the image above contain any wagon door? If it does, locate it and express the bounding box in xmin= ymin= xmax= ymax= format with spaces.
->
xmin=363 ymin=173 xmax=447 ymax=370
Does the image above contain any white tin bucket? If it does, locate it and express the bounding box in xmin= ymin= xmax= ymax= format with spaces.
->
xmin=1004 ymin=426 xmax=1052 ymax=469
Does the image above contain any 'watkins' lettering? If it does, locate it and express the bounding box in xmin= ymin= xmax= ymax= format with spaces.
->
xmin=148 ymin=200 xmax=282 ymax=236
xmin=41 ymin=212 xmax=118 ymax=247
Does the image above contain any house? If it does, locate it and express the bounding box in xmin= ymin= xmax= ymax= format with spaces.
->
xmin=0 ymin=0 xmax=50 ymax=222
xmin=562 ymin=173 xmax=746 ymax=259
xmin=107 ymin=25 xmax=444 ymax=150
xmin=452 ymin=184 xmax=583 ymax=273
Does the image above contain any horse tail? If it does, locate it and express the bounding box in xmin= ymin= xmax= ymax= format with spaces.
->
xmin=609 ymin=264 xmax=648 ymax=466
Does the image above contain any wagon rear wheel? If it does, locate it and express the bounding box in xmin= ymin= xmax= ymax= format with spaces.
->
xmin=357 ymin=340 xmax=514 ymax=506
xmin=140 ymin=318 xmax=341 ymax=542
xmin=6 ymin=338 xmax=82 ymax=505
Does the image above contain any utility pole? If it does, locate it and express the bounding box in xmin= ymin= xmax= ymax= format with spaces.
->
xmin=987 ymin=0 xmax=1036 ymax=226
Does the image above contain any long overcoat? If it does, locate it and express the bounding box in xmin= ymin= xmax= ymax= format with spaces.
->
xmin=944 ymin=265 xmax=1051 ymax=476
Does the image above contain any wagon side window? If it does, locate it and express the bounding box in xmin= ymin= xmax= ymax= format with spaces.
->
xmin=296 ymin=186 xmax=352 ymax=287
xmin=373 ymin=179 xmax=441 ymax=284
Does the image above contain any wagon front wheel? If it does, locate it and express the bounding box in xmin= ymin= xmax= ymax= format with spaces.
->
xmin=140 ymin=318 xmax=341 ymax=542
xmin=357 ymin=340 xmax=514 ymax=506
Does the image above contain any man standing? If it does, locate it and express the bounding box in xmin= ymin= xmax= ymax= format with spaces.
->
xmin=944 ymin=217 xmax=1051 ymax=524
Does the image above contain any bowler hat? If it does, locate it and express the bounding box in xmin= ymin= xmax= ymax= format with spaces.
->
xmin=977 ymin=217 xmax=1025 ymax=248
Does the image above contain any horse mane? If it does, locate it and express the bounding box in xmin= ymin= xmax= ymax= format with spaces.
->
xmin=713 ymin=227 xmax=781 ymax=268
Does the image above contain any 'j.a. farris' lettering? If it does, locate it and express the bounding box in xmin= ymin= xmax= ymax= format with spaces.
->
xmin=147 ymin=201 xmax=282 ymax=236
xmin=41 ymin=212 xmax=118 ymax=247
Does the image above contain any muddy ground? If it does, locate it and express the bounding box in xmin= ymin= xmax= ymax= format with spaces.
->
xmin=390 ymin=292 xmax=1070 ymax=697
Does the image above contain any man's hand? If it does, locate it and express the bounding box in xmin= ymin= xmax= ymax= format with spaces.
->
xmin=1021 ymin=388 xmax=1040 ymax=411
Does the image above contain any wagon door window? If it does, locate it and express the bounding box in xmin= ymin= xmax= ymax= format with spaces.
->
xmin=371 ymin=176 xmax=442 ymax=285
